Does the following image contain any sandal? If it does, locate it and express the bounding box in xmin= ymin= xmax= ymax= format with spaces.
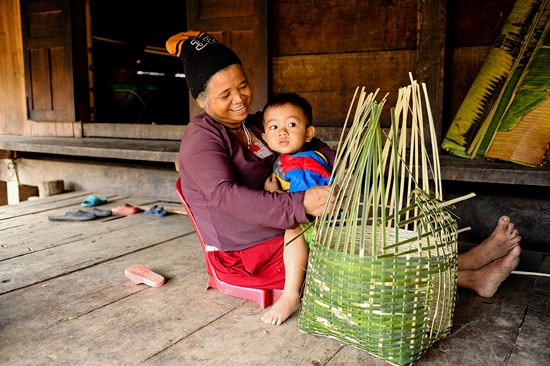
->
xmin=144 ymin=205 xmax=166 ymax=217
xmin=112 ymin=203 xmax=139 ymax=215
xmin=81 ymin=195 xmax=108 ymax=207
xmin=125 ymin=264 xmax=165 ymax=287
xmin=91 ymin=208 xmax=112 ymax=217
xmin=48 ymin=209 xmax=97 ymax=221
xmin=48 ymin=208 xmax=111 ymax=221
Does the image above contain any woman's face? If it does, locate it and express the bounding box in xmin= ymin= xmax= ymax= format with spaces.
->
xmin=198 ymin=64 xmax=252 ymax=128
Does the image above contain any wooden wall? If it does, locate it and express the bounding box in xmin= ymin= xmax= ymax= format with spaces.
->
xmin=0 ymin=0 xmax=27 ymax=136
xmin=269 ymin=0 xmax=515 ymax=131
xmin=0 ymin=0 xmax=75 ymax=137
xmin=1 ymin=0 xmax=516 ymax=139
xmin=271 ymin=0 xmax=418 ymax=128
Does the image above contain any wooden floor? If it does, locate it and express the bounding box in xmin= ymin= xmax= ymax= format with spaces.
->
xmin=1 ymin=191 xmax=549 ymax=365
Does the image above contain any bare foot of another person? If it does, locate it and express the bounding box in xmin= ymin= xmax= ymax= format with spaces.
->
xmin=471 ymin=245 xmax=521 ymax=297
xmin=459 ymin=216 xmax=521 ymax=271
xmin=261 ymin=294 xmax=301 ymax=326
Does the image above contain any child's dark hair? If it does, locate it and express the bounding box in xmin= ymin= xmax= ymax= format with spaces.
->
xmin=262 ymin=93 xmax=313 ymax=126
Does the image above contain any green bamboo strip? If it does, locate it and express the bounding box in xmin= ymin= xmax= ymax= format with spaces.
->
xmin=300 ymin=78 xmax=466 ymax=365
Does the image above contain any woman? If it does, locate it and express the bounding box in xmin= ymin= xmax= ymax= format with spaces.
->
xmin=167 ymin=31 xmax=333 ymax=325
xmin=166 ymin=32 xmax=522 ymax=325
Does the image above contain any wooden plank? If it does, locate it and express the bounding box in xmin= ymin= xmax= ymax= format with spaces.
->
xmin=272 ymin=50 xmax=416 ymax=128
xmin=0 ymin=158 xmax=180 ymax=202
xmin=0 ymin=191 xmax=110 ymax=220
xmin=439 ymin=155 xmax=550 ymax=186
xmin=447 ymin=189 xmax=550 ymax=252
xmin=0 ymin=194 xmax=183 ymax=235
xmin=0 ymin=197 xmax=175 ymax=260
xmin=0 ymin=0 xmax=27 ymax=135
xmin=416 ymin=276 xmax=545 ymax=365
xmin=82 ymin=123 xmax=186 ymax=140
xmin=448 ymin=0 xmax=516 ymax=47
xmin=1 ymin=192 xmax=549 ymax=365
xmin=0 ymin=136 xmax=180 ymax=162
xmin=147 ymin=304 xmax=346 ymax=365
xmin=508 ymin=271 xmax=550 ymax=365
xmin=416 ymin=0 xmax=446 ymax=142
xmin=272 ymin=0 xmax=417 ymax=55
xmin=0 ymin=237 xmax=242 ymax=365
xmin=0 ymin=193 xmax=178 ymax=225
xmin=0 ymin=213 xmax=193 ymax=294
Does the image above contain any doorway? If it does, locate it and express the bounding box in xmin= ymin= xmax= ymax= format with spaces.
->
xmin=89 ymin=0 xmax=188 ymax=124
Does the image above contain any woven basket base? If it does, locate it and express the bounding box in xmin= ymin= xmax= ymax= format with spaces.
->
xmin=298 ymin=238 xmax=457 ymax=366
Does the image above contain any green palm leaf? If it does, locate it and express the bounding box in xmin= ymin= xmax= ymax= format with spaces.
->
xmin=497 ymin=17 xmax=550 ymax=131
xmin=484 ymin=17 xmax=550 ymax=166
xmin=472 ymin=2 xmax=550 ymax=157
xmin=442 ymin=0 xmax=547 ymax=158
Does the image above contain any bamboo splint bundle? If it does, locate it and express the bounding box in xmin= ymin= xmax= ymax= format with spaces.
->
xmin=298 ymin=76 xmax=472 ymax=366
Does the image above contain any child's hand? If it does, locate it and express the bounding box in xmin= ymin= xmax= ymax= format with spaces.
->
xmin=264 ymin=173 xmax=282 ymax=192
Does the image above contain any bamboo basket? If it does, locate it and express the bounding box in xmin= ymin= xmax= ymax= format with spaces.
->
xmin=298 ymin=76 xmax=470 ymax=366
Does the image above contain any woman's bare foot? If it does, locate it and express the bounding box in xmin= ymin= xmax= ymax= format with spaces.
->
xmin=468 ymin=245 xmax=522 ymax=297
xmin=458 ymin=216 xmax=521 ymax=271
xmin=261 ymin=294 xmax=301 ymax=325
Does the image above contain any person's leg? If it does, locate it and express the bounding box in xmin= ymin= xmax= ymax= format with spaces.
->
xmin=457 ymin=215 xmax=522 ymax=297
xmin=457 ymin=245 xmax=521 ymax=297
xmin=458 ymin=216 xmax=521 ymax=271
xmin=261 ymin=226 xmax=307 ymax=325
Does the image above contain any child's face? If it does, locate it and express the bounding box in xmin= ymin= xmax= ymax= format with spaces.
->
xmin=262 ymin=104 xmax=315 ymax=155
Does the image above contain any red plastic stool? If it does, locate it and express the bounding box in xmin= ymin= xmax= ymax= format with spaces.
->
xmin=176 ymin=177 xmax=282 ymax=308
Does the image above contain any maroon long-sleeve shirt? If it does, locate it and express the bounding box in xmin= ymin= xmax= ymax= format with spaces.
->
xmin=178 ymin=112 xmax=335 ymax=251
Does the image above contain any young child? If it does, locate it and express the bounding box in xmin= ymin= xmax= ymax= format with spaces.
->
xmin=261 ymin=92 xmax=332 ymax=247
xmin=259 ymin=92 xmax=333 ymax=325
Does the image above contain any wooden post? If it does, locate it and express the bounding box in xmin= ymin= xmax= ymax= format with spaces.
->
xmin=416 ymin=0 xmax=447 ymax=146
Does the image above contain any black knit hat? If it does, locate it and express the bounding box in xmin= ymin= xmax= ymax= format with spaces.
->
xmin=171 ymin=32 xmax=242 ymax=98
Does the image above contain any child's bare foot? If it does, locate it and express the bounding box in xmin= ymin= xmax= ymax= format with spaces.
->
xmin=459 ymin=216 xmax=521 ymax=271
xmin=473 ymin=245 xmax=521 ymax=297
xmin=261 ymin=294 xmax=301 ymax=325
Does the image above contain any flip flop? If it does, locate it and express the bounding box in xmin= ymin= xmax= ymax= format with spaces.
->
xmin=48 ymin=209 xmax=97 ymax=221
xmin=144 ymin=205 xmax=166 ymax=217
xmin=81 ymin=195 xmax=108 ymax=207
xmin=125 ymin=264 xmax=165 ymax=287
xmin=92 ymin=208 xmax=112 ymax=217
xmin=112 ymin=203 xmax=139 ymax=215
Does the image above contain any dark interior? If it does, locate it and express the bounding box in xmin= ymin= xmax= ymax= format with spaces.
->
xmin=90 ymin=0 xmax=189 ymax=124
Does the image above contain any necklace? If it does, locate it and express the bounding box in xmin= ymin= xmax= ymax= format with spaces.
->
xmin=226 ymin=123 xmax=243 ymax=130
xmin=242 ymin=122 xmax=272 ymax=158
xmin=241 ymin=122 xmax=253 ymax=149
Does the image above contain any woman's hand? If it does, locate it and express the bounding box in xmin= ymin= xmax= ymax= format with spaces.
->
xmin=303 ymin=185 xmax=334 ymax=217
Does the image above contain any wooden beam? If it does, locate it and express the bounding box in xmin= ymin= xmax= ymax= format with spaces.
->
xmin=0 ymin=136 xmax=180 ymax=163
